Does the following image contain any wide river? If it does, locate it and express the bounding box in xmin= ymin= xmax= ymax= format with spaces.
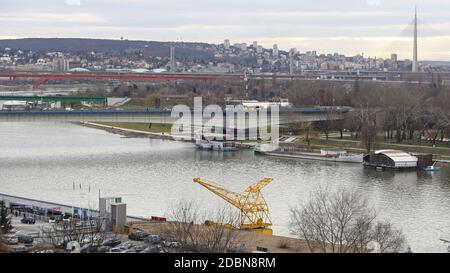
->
xmin=1 ymin=123 xmax=450 ymax=252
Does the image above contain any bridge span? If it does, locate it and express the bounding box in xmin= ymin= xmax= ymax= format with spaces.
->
xmin=0 ymin=108 xmax=349 ymax=124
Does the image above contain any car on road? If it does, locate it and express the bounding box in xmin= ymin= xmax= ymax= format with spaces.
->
xmin=20 ymin=217 xmax=36 ymax=224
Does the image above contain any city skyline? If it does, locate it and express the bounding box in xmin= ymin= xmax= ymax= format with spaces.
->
xmin=1 ymin=0 xmax=450 ymax=60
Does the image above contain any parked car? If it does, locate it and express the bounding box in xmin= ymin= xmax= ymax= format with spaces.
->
xmin=118 ymin=242 xmax=135 ymax=250
xmin=128 ymin=231 xmax=148 ymax=241
xmin=108 ymin=247 xmax=122 ymax=253
xmin=4 ymin=235 xmax=18 ymax=245
xmin=145 ymin=235 xmax=162 ymax=245
xmin=20 ymin=217 xmax=36 ymax=224
xmin=17 ymin=234 xmax=34 ymax=245
xmin=133 ymin=245 xmax=145 ymax=252
xmin=12 ymin=245 xmax=27 ymax=253
xmin=163 ymin=240 xmax=180 ymax=248
xmin=121 ymin=249 xmax=137 ymax=253
xmin=101 ymin=238 xmax=121 ymax=248
xmin=97 ymin=246 xmax=111 ymax=253
xmin=142 ymin=247 xmax=160 ymax=253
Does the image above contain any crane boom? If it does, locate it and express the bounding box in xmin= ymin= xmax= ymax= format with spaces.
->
xmin=245 ymin=178 xmax=272 ymax=193
xmin=193 ymin=178 xmax=245 ymax=210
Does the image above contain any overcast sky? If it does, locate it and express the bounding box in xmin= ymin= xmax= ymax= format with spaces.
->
xmin=1 ymin=0 xmax=450 ymax=60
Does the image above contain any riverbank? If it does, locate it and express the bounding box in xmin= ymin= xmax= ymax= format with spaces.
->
xmin=79 ymin=122 xmax=178 ymax=141
xmin=79 ymin=122 xmax=257 ymax=149
xmin=313 ymin=137 xmax=450 ymax=157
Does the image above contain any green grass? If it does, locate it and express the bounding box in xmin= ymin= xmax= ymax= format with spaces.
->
xmin=330 ymin=135 xmax=450 ymax=149
xmin=96 ymin=122 xmax=172 ymax=134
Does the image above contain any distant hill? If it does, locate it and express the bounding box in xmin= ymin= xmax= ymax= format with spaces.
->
xmin=0 ymin=38 xmax=215 ymax=59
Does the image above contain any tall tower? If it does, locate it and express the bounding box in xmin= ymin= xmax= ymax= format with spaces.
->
xmin=170 ymin=46 xmax=176 ymax=72
xmin=412 ymin=6 xmax=418 ymax=72
xmin=289 ymin=49 xmax=295 ymax=75
xmin=273 ymin=44 xmax=279 ymax=57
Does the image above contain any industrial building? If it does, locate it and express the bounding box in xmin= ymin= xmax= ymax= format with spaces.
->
xmin=1 ymin=100 xmax=29 ymax=111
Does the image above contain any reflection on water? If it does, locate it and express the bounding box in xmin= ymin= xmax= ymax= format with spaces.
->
xmin=0 ymin=123 xmax=450 ymax=252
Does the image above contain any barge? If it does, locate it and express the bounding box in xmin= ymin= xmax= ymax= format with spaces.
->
xmin=255 ymin=144 xmax=364 ymax=163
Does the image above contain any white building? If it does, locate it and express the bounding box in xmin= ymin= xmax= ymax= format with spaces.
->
xmin=273 ymin=44 xmax=279 ymax=57
xmin=228 ymin=100 xmax=292 ymax=110
xmin=224 ymin=39 xmax=230 ymax=50
xmin=257 ymin=45 xmax=263 ymax=54
xmin=53 ymin=58 xmax=70 ymax=72
xmin=1 ymin=101 xmax=29 ymax=111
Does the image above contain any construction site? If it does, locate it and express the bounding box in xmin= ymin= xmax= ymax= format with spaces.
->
xmin=0 ymin=176 xmax=313 ymax=254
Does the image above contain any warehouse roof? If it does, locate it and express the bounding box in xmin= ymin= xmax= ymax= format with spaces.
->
xmin=375 ymin=150 xmax=418 ymax=163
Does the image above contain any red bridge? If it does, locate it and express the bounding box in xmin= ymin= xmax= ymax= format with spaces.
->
xmin=0 ymin=73 xmax=246 ymax=88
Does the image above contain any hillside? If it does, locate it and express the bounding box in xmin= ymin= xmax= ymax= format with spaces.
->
xmin=0 ymin=38 xmax=215 ymax=59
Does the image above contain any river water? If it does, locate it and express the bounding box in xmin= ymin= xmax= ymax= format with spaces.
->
xmin=1 ymin=122 xmax=449 ymax=252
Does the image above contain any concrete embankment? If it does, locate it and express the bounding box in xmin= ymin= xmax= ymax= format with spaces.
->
xmin=80 ymin=122 xmax=178 ymax=141
xmin=80 ymin=122 xmax=256 ymax=149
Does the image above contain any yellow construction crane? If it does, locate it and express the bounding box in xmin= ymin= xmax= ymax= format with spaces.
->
xmin=193 ymin=177 xmax=273 ymax=235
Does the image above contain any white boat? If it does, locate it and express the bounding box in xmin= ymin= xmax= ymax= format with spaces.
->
xmin=423 ymin=162 xmax=441 ymax=172
xmin=210 ymin=141 xmax=239 ymax=152
xmin=196 ymin=139 xmax=239 ymax=152
xmin=255 ymin=143 xmax=279 ymax=153
xmin=195 ymin=139 xmax=213 ymax=150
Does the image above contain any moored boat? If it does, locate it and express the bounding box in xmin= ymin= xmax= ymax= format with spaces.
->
xmin=196 ymin=139 xmax=239 ymax=152
xmin=195 ymin=139 xmax=213 ymax=150
xmin=210 ymin=141 xmax=239 ymax=152
xmin=255 ymin=145 xmax=364 ymax=163
xmin=423 ymin=162 xmax=441 ymax=172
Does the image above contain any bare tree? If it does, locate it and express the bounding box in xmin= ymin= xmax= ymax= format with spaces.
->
xmin=41 ymin=218 xmax=108 ymax=252
xmin=441 ymin=239 xmax=450 ymax=253
xmin=164 ymin=200 xmax=240 ymax=253
xmin=290 ymin=187 xmax=407 ymax=253
xmin=359 ymin=109 xmax=379 ymax=153
xmin=371 ymin=221 xmax=406 ymax=253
